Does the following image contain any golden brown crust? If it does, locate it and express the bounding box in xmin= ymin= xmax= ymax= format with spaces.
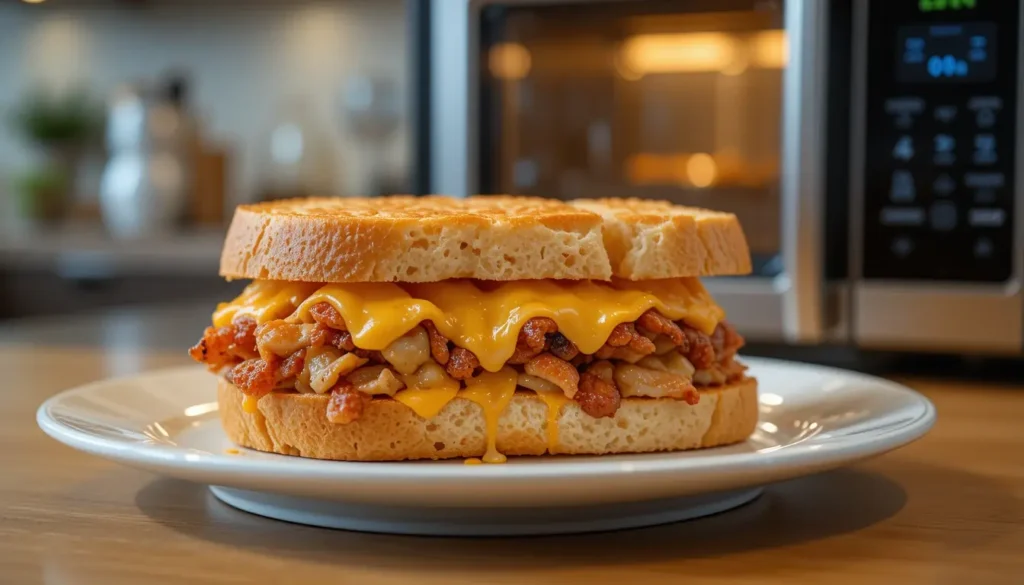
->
xmin=218 ymin=195 xmax=751 ymax=282
xmin=218 ymin=377 xmax=758 ymax=461
xmin=219 ymin=196 xmax=611 ymax=283
xmin=570 ymin=198 xmax=752 ymax=279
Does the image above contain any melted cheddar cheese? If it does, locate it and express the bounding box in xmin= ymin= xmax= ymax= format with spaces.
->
xmin=214 ymin=281 xmax=320 ymax=326
xmin=457 ymin=368 xmax=517 ymax=464
xmin=213 ymin=278 xmax=725 ymax=463
xmin=395 ymin=372 xmax=460 ymax=419
xmin=242 ymin=395 xmax=260 ymax=414
xmin=533 ymin=389 xmax=570 ymax=451
xmin=213 ymin=278 xmax=723 ymax=373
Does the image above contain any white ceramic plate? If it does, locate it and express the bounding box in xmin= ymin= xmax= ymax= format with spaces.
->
xmin=37 ymin=357 xmax=934 ymax=536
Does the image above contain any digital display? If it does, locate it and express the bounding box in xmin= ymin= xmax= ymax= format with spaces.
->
xmin=897 ymin=22 xmax=996 ymax=82
xmin=919 ymin=0 xmax=977 ymax=12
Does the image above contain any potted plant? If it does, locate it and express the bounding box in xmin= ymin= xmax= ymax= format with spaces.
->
xmin=8 ymin=86 xmax=103 ymax=224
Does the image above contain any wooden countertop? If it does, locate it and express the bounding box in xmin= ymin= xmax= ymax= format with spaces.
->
xmin=2 ymin=306 xmax=1023 ymax=584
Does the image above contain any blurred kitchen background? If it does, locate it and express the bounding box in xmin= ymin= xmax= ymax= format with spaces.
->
xmin=0 ymin=0 xmax=410 ymax=318
xmin=1 ymin=0 xmax=1021 ymax=373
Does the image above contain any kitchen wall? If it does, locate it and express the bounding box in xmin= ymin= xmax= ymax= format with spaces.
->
xmin=0 ymin=0 xmax=409 ymax=225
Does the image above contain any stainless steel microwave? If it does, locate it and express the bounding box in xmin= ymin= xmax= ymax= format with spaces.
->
xmin=411 ymin=0 xmax=1023 ymax=356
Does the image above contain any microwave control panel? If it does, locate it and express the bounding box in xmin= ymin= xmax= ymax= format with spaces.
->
xmin=862 ymin=0 xmax=1018 ymax=281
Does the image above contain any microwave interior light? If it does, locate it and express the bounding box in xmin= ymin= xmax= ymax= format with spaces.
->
xmin=749 ymin=30 xmax=788 ymax=69
xmin=621 ymin=32 xmax=738 ymax=75
xmin=619 ymin=31 xmax=787 ymax=76
xmin=489 ymin=42 xmax=532 ymax=80
xmin=686 ymin=152 xmax=718 ymax=188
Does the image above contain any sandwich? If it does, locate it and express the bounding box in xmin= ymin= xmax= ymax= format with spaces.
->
xmin=189 ymin=196 xmax=756 ymax=463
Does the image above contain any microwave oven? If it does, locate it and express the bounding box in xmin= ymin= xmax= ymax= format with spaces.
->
xmin=410 ymin=0 xmax=1023 ymax=357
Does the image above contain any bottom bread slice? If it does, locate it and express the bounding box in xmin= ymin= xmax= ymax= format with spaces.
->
xmin=219 ymin=377 xmax=758 ymax=461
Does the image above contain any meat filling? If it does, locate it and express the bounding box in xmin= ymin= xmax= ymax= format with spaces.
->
xmin=191 ymin=303 xmax=746 ymax=425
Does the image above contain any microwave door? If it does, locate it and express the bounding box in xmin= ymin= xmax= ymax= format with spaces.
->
xmin=709 ymin=0 xmax=829 ymax=344
xmin=426 ymin=0 xmax=831 ymax=344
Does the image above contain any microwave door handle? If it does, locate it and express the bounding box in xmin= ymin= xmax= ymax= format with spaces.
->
xmin=778 ymin=0 xmax=827 ymax=344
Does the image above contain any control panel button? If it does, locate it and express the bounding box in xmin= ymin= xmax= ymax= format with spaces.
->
xmin=974 ymin=237 xmax=994 ymax=259
xmin=968 ymin=33 xmax=988 ymax=63
xmin=973 ymin=134 xmax=997 ymax=164
xmin=964 ymin=173 xmax=1004 ymax=204
xmin=968 ymin=96 xmax=1002 ymax=130
xmin=963 ymin=172 xmax=1005 ymax=188
xmin=967 ymin=96 xmax=1003 ymax=110
xmin=890 ymin=170 xmax=916 ymax=201
xmin=968 ymin=208 xmax=1006 ymax=227
xmin=893 ymin=135 xmax=915 ymax=161
xmin=933 ymin=134 xmax=956 ymax=165
xmin=929 ymin=201 xmax=958 ymax=231
xmin=891 ymin=236 xmax=915 ymax=258
xmin=903 ymin=36 xmax=925 ymax=64
xmin=933 ymin=173 xmax=956 ymax=196
xmin=881 ymin=206 xmax=925 ymax=226
xmin=886 ymin=97 xmax=925 ymax=128
xmin=976 ymin=108 xmax=996 ymax=128
xmin=934 ymin=105 xmax=957 ymax=123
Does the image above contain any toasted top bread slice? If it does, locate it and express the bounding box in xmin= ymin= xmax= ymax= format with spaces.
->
xmin=219 ymin=195 xmax=751 ymax=283
xmin=219 ymin=196 xmax=612 ymax=282
xmin=570 ymin=198 xmax=751 ymax=280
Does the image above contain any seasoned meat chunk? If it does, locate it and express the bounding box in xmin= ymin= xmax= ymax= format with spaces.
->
xmin=231 ymin=316 xmax=259 ymax=358
xmin=446 ymin=347 xmax=480 ymax=380
xmin=328 ymin=330 xmax=356 ymax=352
xmin=681 ymin=326 xmax=717 ymax=370
xmin=547 ymin=333 xmax=579 ymax=361
xmin=637 ymin=309 xmax=684 ymax=345
xmin=574 ymin=360 xmax=621 ymax=418
xmin=227 ymin=358 xmax=277 ymax=397
xmin=277 ymin=349 xmax=306 ymax=381
xmin=189 ymin=325 xmax=236 ymax=367
xmin=326 ymin=381 xmax=368 ymax=424
xmin=604 ymin=322 xmax=656 ymax=354
xmin=423 ymin=320 xmax=450 ymax=365
xmin=524 ymin=353 xmax=580 ymax=398
xmin=508 ymin=317 xmax=559 ymax=364
xmin=309 ymin=302 xmax=347 ymax=330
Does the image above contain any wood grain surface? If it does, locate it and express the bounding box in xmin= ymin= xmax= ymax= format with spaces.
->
xmin=1 ymin=307 xmax=1023 ymax=584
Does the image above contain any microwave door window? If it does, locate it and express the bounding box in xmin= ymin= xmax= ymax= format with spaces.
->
xmin=480 ymin=2 xmax=786 ymax=276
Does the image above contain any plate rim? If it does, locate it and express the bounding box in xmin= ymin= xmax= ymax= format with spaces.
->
xmin=36 ymin=357 xmax=936 ymax=482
